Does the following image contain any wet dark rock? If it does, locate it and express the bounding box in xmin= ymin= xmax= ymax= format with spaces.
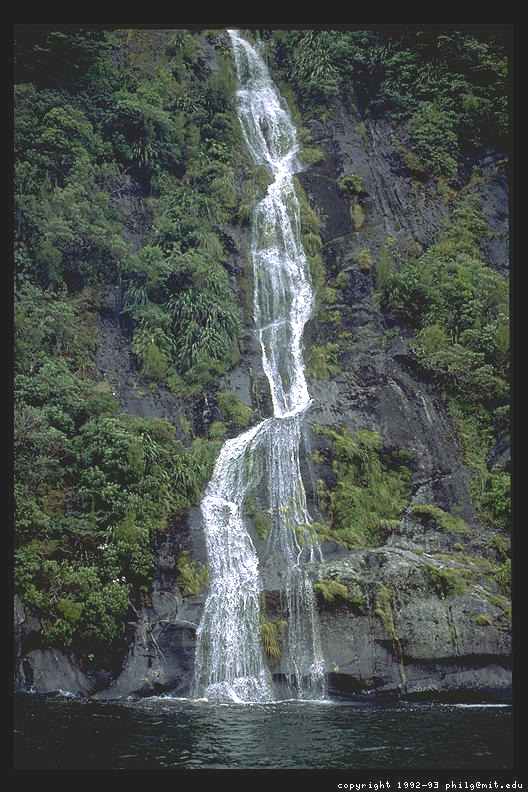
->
xmin=93 ymin=515 xmax=205 ymax=699
xmin=93 ymin=591 xmax=200 ymax=700
xmin=306 ymin=548 xmax=511 ymax=701
xmin=488 ymin=433 xmax=511 ymax=472
xmin=17 ymin=649 xmax=94 ymax=696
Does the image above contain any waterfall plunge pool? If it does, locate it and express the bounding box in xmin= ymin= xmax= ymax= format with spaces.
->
xmin=13 ymin=693 xmax=513 ymax=770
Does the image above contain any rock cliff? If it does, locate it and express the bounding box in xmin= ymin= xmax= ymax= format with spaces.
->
xmin=15 ymin=35 xmax=510 ymax=703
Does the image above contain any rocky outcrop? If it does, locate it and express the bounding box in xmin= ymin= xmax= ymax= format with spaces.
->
xmin=94 ymin=587 xmax=201 ymax=700
xmin=18 ymin=650 xmax=93 ymax=696
xmin=94 ymin=506 xmax=207 ymax=699
xmin=311 ymin=548 xmax=511 ymax=701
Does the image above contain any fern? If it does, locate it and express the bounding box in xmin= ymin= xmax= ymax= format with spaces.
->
xmin=261 ymin=619 xmax=286 ymax=661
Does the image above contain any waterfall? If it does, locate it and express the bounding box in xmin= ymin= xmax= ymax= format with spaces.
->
xmin=192 ymin=30 xmax=325 ymax=703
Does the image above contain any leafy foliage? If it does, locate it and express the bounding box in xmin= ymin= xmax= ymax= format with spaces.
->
xmin=270 ymin=29 xmax=509 ymax=172
xmin=260 ymin=619 xmax=286 ymax=661
xmin=14 ymin=28 xmax=250 ymax=663
xmin=422 ymin=564 xmax=468 ymax=598
xmin=307 ymin=343 xmax=340 ymax=380
xmin=313 ymin=579 xmax=350 ymax=604
xmin=381 ymin=193 xmax=508 ymax=391
xmin=410 ymin=504 xmax=469 ymax=535
xmin=176 ymin=552 xmax=209 ymax=596
xmin=217 ymin=391 xmax=253 ymax=430
xmin=379 ymin=189 xmax=510 ymax=530
xmin=315 ymin=428 xmax=413 ymax=548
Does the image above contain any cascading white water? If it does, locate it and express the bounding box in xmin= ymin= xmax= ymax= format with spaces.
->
xmin=192 ymin=29 xmax=325 ymax=703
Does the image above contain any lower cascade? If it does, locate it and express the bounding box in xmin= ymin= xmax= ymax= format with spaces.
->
xmin=192 ymin=29 xmax=326 ymax=703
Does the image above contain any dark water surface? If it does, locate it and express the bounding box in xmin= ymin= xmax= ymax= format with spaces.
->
xmin=13 ymin=694 xmax=513 ymax=770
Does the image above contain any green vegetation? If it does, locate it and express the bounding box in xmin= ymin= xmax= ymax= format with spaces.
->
xmin=314 ymin=577 xmax=366 ymax=610
xmin=351 ymin=202 xmax=365 ymax=230
xmin=268 ymin=29 xmax=509 ymax=176
xmin=237 ymin=164 xmax=273 ymax=223
xmin=494 ymin=559 xmax=511 ymax=596
xmin=260 ymin=618 xmax=287 ymax=661
xmin=217 ymin=391 xmax=253 ymax=430
xmin=254 ymin=511 xmax=272 ymax=540
xmin=315 ymin=428 xmax=412 ymax=548
xmin=374 ymin=585 xmax=397 ymax=638
xmin=381 ymin=192 xmax=508 ymax=405
xmin=14 ymin=28 xmax=511 ymax=669
xmin=374 ymin=584 xmax=406 ymax=682
xmin=410 ymin=504 xmax=469 ymax=535
xmin=176 ymin=551 xmax=209 ymax=596
xmin=474 ymin=613 xmax=492 ymax=627
xmin=208 ymin=420 xmax=227 ymax=440
xmin=15 ymin=406 xmax=218 ymax=661
xmin=379 ymin=189 xmax=510 ymax=531
xmin=338 ymin=174 xmax=365 ymax=196
xmin=422 ymin=564 xmax=468 ymax=598
xmin=356 ymin=248 xmax=373 ymax=272
xmin=294 ymin=176 xmax=325 ymax=294
xmin=482 ymin=592 xmax=511 ymax=623
xmin=407 ymin=102 xmax=458 ymax=178
xmin=269 ymin=31 xmax=510 ymax=543
xmin=427 ymin=551 xmax=512 ymax=607
xmin=299 ymin=145 xmax=325 ymax=166
xmin=398 ymin=144 xmax=428 ymax=179
xmin=307 ymin=343 xmax=340 ymax=380
xmin=488 ymin=533 xmax=510 ymax=561
xmin=244 ymin=495 xmax=272 ymax=540
xmin=14 ymin=28 xmax=255 ymax=663
xmin=313 ymin=579 xmax=349 ymax=604
xmin=375 ymin=237 xmax=397 ymax=291
xmin=448 ymin=402 xmax=510 ymax=532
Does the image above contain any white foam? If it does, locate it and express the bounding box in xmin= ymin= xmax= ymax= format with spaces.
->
xmin=192 ymin=30 xmax=325 ymax=704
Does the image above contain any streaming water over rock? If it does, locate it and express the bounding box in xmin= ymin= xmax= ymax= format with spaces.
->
xmin=192 ymin=30 xmax=325 ymax=703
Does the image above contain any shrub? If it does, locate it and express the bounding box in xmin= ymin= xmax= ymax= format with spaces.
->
xmin=140 ymin=339 xmax=170 ymax=381
xmin=260 ymin=619 xmax=287 ymax=661
xmin=217 ymin=391 xmax=253 ymax=429
xmin=480 ymin=472 xmax=511 ymax=532
xmin=313 ymin=578 xmax=350 ymax=604
xmin=208 ymin=420 xmax=227 ymax=440
xmin=356 ymin=248 xmax=373 ymax=272
xmin=351 ymin=202 xmax=365 ymax=230
xmin=300 ymin=145 xmax=325 ymax=166
xmin=176 ymin=552 xmax=209 ymax=597
xmin=410 ymin=503 xmax=469 ymax=535
xmin=307 ymin=343 xmax=340 ymax=380
xmin=315 ymin=427 xmax=412 ymax=547
xmin=423 ymin=564 xmax=467 ymax=598
xmin=338 ymin=174 xmax=365 ymax=195
xmin=494 ymin=559 xmax=511 ymax=596
xmin=14 ymin=28 xmax=248 ymax=666
xmin=399 ymin=145 xmax=428 ymax=178
xmin=488 ymin=533 xmax=510 ymax=561
xmin=407 ymin=102 xmax=459 ymax=179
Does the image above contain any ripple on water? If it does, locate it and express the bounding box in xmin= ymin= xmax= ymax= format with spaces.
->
xmin=14 ymin=695 xmax=513 ymax=770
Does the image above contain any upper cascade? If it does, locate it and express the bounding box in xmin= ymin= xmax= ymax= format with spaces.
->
xmin=229 ymin=29 xmax=313 ymax=419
